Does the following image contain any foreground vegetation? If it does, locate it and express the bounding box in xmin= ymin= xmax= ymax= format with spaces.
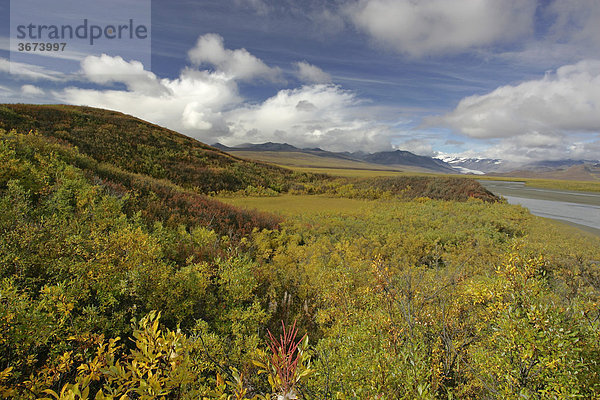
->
xmin=2 ymin=107 xmax=600 ymax=399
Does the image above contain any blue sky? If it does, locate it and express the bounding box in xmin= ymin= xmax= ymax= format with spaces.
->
xmin=1 ymin=0 xmax=600 ymax=163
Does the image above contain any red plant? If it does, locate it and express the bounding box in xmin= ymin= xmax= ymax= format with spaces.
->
xmin=266 ymin=320 xmax=306 ymax=395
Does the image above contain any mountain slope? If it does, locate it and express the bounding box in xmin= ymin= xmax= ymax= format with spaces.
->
xmin=492 ymin=164 xmax=600 ymax=182
xmin=436 ymin=156 xmax=509 ymax=174
xmin=216 ymin=142 xmax=458 ymax=173
xmin=0 ymin=104 xmax=319 ymax=193
xmin=359 ymin=150 xmax=456 ymax=173
xmin=214 ymin=142 xmax=369 ymax=162
xmin=438 ymin=156 xmax=600 ymax=179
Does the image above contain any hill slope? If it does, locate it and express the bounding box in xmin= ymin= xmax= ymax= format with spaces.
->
xmin=360 ymin=149 xmax=456 ymax=173
xmin=0 ymin=104 xmax=319 ymax=193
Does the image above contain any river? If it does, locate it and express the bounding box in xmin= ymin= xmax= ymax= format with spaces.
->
xmin=478 ymin=180 xmax=600 ymax=235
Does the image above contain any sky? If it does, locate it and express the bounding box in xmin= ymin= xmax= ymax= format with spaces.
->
xmin=1 ymin=0 xmax=600 ymax=163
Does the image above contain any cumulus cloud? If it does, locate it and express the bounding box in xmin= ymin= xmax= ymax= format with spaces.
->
xmin=188 ymin=34 xmax=282 ymax=82
xmin=81 ymin=55 xmax=169 ymax=95
xmin=294 ymin=61 xmax=331 ymax=83
xmin=436 ymin=60 xmax=600 ymax=138
xmin=347 ymin=0 xmax=536 ymax=57
xmin=223 ymin=84 xmax=393 ymax=151
xmin=21 ymin=84 xmax=45 ymax=96
xmin=55 ymin=43 xmax=399 ymax=151
xmin=496 ymin=0 xmax=600 ymax=66
xmin=474 ymin=134 xmax=600 ymax=164
xmin=394 ymin=139 xmax=435 ymax=157
xmin=58 ymin=56 xmax=241 ymax=137
xmin=432 ymin=60 xmax=600 ymax=161
xmin=0 ymin=33 xmax=411 ymax=153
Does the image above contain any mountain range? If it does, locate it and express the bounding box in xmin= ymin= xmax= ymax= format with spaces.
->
xmin=216 ymin=142 xmax=600 ymax=180
xmin=213 ymin=142 xmax=457 ymax=174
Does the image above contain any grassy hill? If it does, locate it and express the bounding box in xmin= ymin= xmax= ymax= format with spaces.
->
xmin=0 ymin=104 xmax=319 ymax=193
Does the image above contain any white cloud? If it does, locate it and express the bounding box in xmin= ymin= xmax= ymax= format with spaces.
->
xmin=80 ymin=55 xmax=168 ymax=95
xmin=437 ymin=60 xmax=600 ymax=138
xmin=473 ymin=135 xmax=600 ymax=164
xmin=45 ymin=32 xmax=407 ymax=152
xmin=294 ymin=61 xmax=331 ymax=83
xmin=347 ymin=0 xmax=536 ymax=57
xmin=433 ymin=60 xmax=600 ymax=161
xmin=495 ymin=0 xmax=600 ymax=66
xmin=59 ymin=72 xmax=397 ymax=151
xmin=21 ymin=84 xmax=44 ymax=96
xmin=5 ymin=34 xmax=412 ymax=153
xmin=394 ymin=139 xmax=435 ymax=157
xmin=188 ymin=33 xmax=282 ymax=82
xmin=58 ymin=57 xmax=241 ymax=137
xmin=224 ymin=84 xmax=394 ymax=151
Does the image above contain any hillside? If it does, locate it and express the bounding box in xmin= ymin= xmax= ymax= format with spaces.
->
xmin=360 ymin=149 xmax=456 ymax=172
xmin=0 ymin=104 xmax=320 ymax=193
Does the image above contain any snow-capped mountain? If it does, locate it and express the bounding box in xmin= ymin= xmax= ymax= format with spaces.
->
xmin=435 ymin=155 xmax=511 ymax=174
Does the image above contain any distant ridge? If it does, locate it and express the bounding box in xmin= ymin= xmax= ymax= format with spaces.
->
xmin=359 ymin=150 xmax=456 ymax=173
xmin=213 ymin=142 xmax=361 ymax=162
xmin=213 ymin=142 xmax=300 ymax=152
xmin=438 ymin=155 xmax=600 ymax=179
xmin=214 ymin=142 xmax=458 ymax=174
xmin=523 ymin=159 xmax=600 ymax=172
xmin=490 ymin=164 xmax=600 ymax=182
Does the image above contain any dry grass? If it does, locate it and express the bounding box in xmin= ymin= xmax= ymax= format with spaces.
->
xmin=217 ymin=194 xmax=373 ymax=216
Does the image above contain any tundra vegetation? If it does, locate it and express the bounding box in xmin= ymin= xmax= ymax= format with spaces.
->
xmin=1 ymin=105 xmax=600 ymax=399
